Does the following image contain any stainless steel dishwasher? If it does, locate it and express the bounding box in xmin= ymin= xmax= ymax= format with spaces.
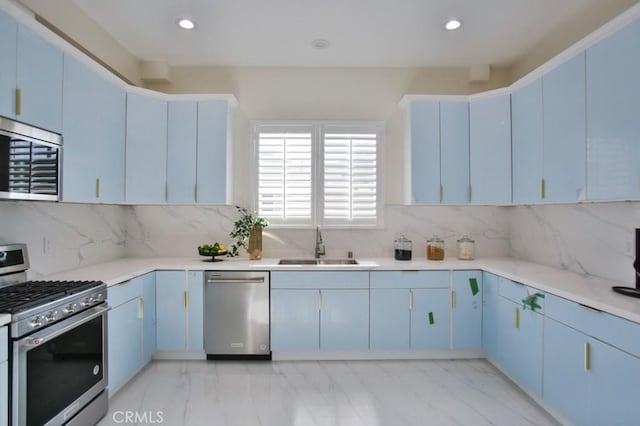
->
xmin=204 ymin=271 xmax=271 ymax=359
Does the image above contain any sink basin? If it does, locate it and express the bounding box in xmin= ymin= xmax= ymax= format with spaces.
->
xmin=277 ymin=259 xmax=359 ymax=265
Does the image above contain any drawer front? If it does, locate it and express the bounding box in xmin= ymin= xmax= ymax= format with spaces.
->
xmin=545 ymin=293 xmax=640 ymax=358
xmin=0 ymin=327 xmax=7 ymax=363
xmin=370 ymin=271 xmax=450 ymax=289
xmin=271 ymin=271 xmax=369 ymax=289
xmin=108 ymin=276 xmax=143 ymax=308
xmin=498 ymin=277 xmax=545 ymax=313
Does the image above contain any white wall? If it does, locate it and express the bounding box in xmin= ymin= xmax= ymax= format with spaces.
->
xmin=509 ymin=202 xmax=639 ymax=283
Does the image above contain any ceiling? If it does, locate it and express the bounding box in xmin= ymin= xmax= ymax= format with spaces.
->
xmin=27 ymin=0 xmax=633 ymax=67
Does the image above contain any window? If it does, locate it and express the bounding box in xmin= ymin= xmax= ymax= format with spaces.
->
xmin=253 ymin=122 xmax=383 ymax=227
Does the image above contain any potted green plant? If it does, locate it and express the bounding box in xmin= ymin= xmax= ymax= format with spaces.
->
xmin=228 ymin=206 xmax=269 ymax=259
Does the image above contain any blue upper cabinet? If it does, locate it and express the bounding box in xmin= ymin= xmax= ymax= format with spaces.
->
xmin=0 ymin=11 xmax=17 ymax=121
xmin=512 ymin=79 xmax=543 ymax=204
xmin=125 ymin=92 xmax=168 ymax=203
xmin=543 ymin=53 xmax=586 ymax=202
xmin=587 ymin=19 xmax=640 ymax=201
xmin=440 ymin=101 xmax=470 ymax=204
xmin=16 ymin=24 xmax=63 ymax=133
xmin=469 ymin=93 xmax=512 ymax=204
xmin=62 ymin=55 xmax=125 ymax=203
xmin=167 ymin=101 xmax=198 ymax=204
xmin=197 ymin=100 xmax=230 ymax=204
xmin=410 ymin=101 xmax=440 ymax=204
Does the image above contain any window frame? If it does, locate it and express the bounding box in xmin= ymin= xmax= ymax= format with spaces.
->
xmin=251 ymin=120 xmax=385 ymax=229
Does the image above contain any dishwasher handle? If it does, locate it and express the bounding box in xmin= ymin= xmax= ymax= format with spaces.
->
xmin=206 ymin=278 xmax=265 ymax=284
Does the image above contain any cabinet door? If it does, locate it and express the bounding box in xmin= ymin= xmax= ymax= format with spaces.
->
xmin=469 ymin=94 xmax=511 ymax=204
xmin=271 ymin=289 xmax=319 ymax=351
xmin=452 ymin=271 xmax=482 ymax=350
xmin=0 ymin=361 xmax=7 ymax=426
xmin=589 ymin=338 xmax=640 ymax=426
xmin=410 ymin=288 xmax=450 ymax=349
xmin=512 ymin=78 xmax=543 ymax=203
xmin=410 ymin=101 xmax=440 ymax=204
xmin=543 ymin=317 xmax=590 ymax=426
xmin=125 ymin=92 xmax=168 ymax=203
xmin=543 ymin=53 xmax=586 ymax=202
xmin=482 ymin=272 xmax=499 ymax=359
xmin=0 ymin=11 xmax=17 ymax=120
xmin=155 ymin=271 xmax=186 ymax=351
xmin=370 ymin=289 xmax=410 ymax=350
xmin=586 ymin=19 xmax=640 ymax=200
xmin=142 ymin=272 xmax=156 ymax=361
xmin=320 ymin=289 xmax=369 ymax=350
xmin=108 ymin=297 xmax=143 ymax=396
xmin=197 ymin=100 xmax=230 ymax=204
xmin=16 ymin=24 xmax=63 ymax=132
xmin=167 ymin=101 xmax=197 ymax=204
xmin=187 ymin=271 xmax=204 ymax=352
xmin=440 ymin=101 xmax=470 ymax=204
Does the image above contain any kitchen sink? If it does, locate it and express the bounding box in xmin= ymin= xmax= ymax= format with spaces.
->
xmin=278 ymin=259 xmax=359 ymax=265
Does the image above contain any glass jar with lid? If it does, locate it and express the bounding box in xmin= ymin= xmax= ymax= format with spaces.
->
xmin=457 ymin=235 xmax=475 ymax=260
xmin=426 ymin=235 xmax=445 ymax=260
xmin=394 ymin=234 xmax=412 ymax=261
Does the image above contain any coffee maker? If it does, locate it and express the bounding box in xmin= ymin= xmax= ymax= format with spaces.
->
xmin=612 ymin=228 xmax=640 ymax=298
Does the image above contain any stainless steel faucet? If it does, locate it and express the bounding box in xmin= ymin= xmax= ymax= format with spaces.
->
xmin=315 ymin=226 xmax=325 ymax=258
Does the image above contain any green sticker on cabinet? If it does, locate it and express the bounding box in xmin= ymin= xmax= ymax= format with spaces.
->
xmin=428 ymin=312 xmax=434 ymax=325
xmin=469 ymin=278 xmax=479 ymax=296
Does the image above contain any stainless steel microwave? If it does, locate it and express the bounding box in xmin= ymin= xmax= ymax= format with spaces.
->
xmin=0 ymin=116 xmax=62 ymax=201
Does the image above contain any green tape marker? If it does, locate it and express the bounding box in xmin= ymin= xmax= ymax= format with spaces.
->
xmin=469 ymin=278 xmax=479 ymax=296
xmin=428 ymin=312 xmax=434 ymax=325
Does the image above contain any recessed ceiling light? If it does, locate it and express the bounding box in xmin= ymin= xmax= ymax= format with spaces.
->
xmin=177 ymin=18 xmax=196 ymax=30
xmin=444 ymin=18 xmax=463 ymax=31
xmin=311 ymin=39 xmax=330 ymax=49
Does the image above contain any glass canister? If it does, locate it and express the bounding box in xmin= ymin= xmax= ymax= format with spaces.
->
xmin=426 ymin=235 xmax=445 ymax=260
xmin=394 ymin=234 xmax=412 ymax=261
xmin=457 ymin=235 xmax=475 ymax=260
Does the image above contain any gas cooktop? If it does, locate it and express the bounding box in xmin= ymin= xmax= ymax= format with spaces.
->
xmin=0 ymin=280 xmax=103 ymax=314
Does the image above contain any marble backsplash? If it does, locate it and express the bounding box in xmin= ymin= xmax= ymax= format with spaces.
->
xmin=0 ymin=201 xmax=126 ymax=279
xmin=124 ymin=205 xmax=511 ymax=259
xmin=509 ymin=202 xmax=640 ymax=284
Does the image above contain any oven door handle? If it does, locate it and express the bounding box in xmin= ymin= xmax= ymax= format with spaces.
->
xmin=18 ymin=304 xmax=110 ymax=348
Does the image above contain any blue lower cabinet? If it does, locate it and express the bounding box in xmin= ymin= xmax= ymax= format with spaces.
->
xmin=320 ymin=289 xmax=369 ymax=350
xmin=156 ymin=271 xmax=187 ymax=352
xmin=496 ymin=296 xmax=543 ymax=396
xmin=482 ymin=272 xmax=499 ymax=359
xmin=410 ymin=289 xmax=450 ymax=349
xmin=108 ymin=298 xmax=143 ymax=396
xmin=370 ymin=289 xmax=410 ymax=350
xmin=543 ymin=317 xmax=590 ymax=425
xmin=271 ymin=289 xmax=320 ymax=351
xmin=187 ymin=271 xmax=204 ymax=352
xmin=142 ymin=273 xmax=156 ymax=361
xmin=0 ymin=361 xmax=7 ymax=426
xmin=452 ymin=271 xmax=482 ymax=350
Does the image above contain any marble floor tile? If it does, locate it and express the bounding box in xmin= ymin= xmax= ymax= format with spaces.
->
xmin=98 ymin=359 xmax=559 ymax=426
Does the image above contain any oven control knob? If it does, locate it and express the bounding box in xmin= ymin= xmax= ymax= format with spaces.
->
xmin=63 ymin=303 xmax=76 ymax=314
xmin=30 ymin=316 xmax=43 ymax=328
xmin=95 ymin=293 xmax=104 ymax=302
xmin=45 ymin=311 xmax=58 ymax=322
xmin=82 ymin=297 xmax=94 ymax=307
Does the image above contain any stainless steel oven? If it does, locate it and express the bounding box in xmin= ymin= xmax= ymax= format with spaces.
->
xmin=0 ymin=116 xmax=62 ymax=201
xmin=12 ymin=304 xmax=109 ymax=426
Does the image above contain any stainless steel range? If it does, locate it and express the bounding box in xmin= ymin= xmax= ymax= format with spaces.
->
xmin=0 ymin=244 xmax=109 ymax=426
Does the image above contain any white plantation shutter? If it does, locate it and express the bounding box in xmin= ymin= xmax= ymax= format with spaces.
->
xmin=322 ymin=130 xmax=378 ymax=224
xmin=254 ymin=122 xmax=382 ymax=227
xmin=257 ymin=128 xmax=313 ymax=224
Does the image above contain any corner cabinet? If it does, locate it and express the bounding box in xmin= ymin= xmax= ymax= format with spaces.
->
xmin=469 ymin=93 xmax=511 ymax=204
xmin=125 ymin=91 xmax=168 ymax=204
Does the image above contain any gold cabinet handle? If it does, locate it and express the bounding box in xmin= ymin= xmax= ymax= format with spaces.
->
xmin=138 ymin=298 xmax=144 ymax=319
xmin=15 ymin=88 xmax=21 ymax=115
xmin=541 ymin=178 xmax=546 ymax=199
xmin=584 ymin=342 xmax=591 ymax=371
xmin=96 ymin=178 xmax=101 ymax=198
xmin=451 ymin=291 xmax=456 ymax=309
xmin=409 ymin=290 xmax=413 ymax=310
xmin=194 ymin=183 xmax=198 ymax=202
xmin=165 ymin=183 xmax=169 ymax=201
xmin=439 ymin=184 xmax=443 ymax=203
xmin=184 ymin=291 xmax=189 ymax=310
xmin=514 ymin=307 xmax=520 ymax=329
xmin=318 ymin=290 xmax=322 ymax=311
xmin=468 ymin=185 xmax=472 ymax=202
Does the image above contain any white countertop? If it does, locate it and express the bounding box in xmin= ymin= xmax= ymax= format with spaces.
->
xmin=34 ymin=256 xmax=640 ymax=325
xmin=0 ymin=314 xmax=10 ymax=327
